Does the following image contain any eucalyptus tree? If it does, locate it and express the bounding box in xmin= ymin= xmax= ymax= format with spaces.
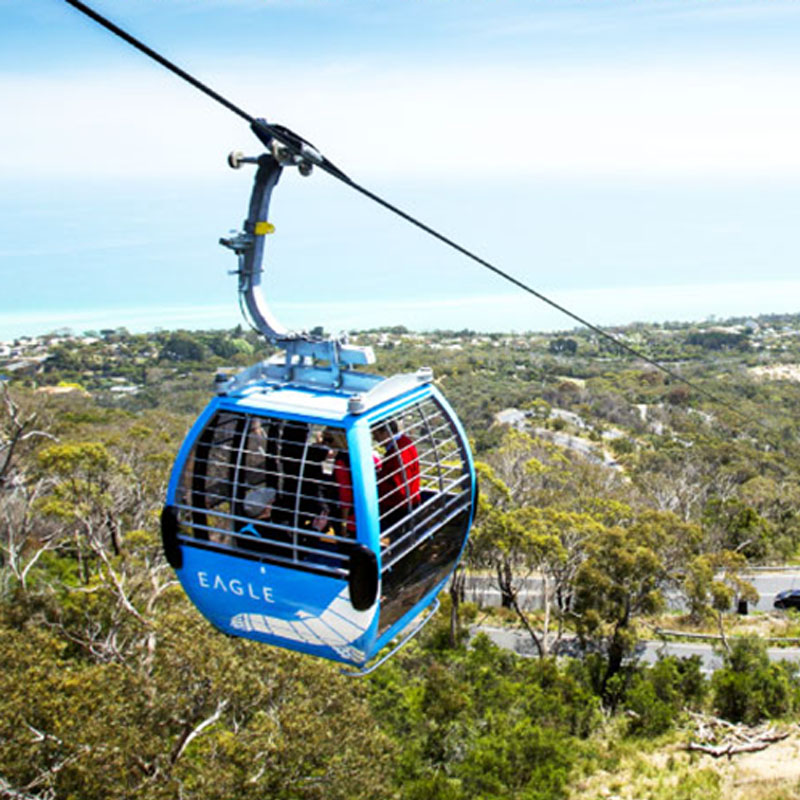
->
xmin=469 ymin=430 xmax=615 ymax=657
xmin=572 ymin=510 xmax=701 ymax=702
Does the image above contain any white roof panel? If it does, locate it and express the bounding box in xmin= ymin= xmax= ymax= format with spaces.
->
xmin=230 ymin=384 xmax=351 ymax=421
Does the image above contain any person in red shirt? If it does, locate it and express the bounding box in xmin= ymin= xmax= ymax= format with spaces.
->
xmin=375 ymin=420 xmax=421 ymax=535
xmin=320 ymin=428 xmax=356 ymax=537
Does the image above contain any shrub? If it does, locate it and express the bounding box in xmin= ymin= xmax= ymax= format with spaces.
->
xmin=625 ymin=656 xmax=707 ymax=737
xmin=626 ymin=679 xmax=675 ymax=736
xmin=712 ymin=638 xmax=800 ymax=724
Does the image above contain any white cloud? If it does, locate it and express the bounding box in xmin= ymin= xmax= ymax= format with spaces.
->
xmin=4 ymin=58 xmax=800 ymax=180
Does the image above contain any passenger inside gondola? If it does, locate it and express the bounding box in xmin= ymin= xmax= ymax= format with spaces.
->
xmin=298 ymin=429 xmax=333 ymax=534
xmin=321 ymin=428 xmax=356 ymax=537
xmin=239 ymin=485 xmax=289 ymax=556
xmin=275 ymin=419 xmax=309 ymax=526
xmin=293 ymin=429 xmax=336 ymax=566
xmin=374 ymin=419 xmax=421 ymax=537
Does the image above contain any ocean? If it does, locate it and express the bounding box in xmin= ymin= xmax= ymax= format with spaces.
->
xmin=3 ymin=280 xmax=799 ymax=341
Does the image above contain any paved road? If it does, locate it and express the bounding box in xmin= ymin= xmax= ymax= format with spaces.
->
xmin=744 ymin=571 xmax=800 ymax=610
xmin=640 ymin=640 xmax=800 ymax=674
xmin=463 ymin=571 xmax=800 ymax=612
xmin=467 ymin=570 xmax=800 ymax=674
xmin=655 ymin=571 xmax=800 ymax=612
xmin=475 ymin=625 xmax=800 ymax=673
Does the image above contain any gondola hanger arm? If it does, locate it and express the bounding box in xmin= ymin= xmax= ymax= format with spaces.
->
xmin=218 ymin=130 xmax=375 ymax=392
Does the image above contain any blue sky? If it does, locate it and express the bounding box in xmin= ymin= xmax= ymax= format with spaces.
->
xmin=2 ymin=0 xmax=800 ymax=338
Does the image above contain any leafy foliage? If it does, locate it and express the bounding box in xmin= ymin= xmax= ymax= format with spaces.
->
xmin=3 ymin=312 xmax=800 ymax=796
xmin=624 ymin=656 xmax=706 ymax=737
xmin=367 ymin=634 xmax=601 ymax=800
xmin=711 ymin=638 xmax=800 ymax=725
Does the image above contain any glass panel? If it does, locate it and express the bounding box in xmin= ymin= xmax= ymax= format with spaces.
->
xmin=372 ymin=396 xmax=472 ymax=633
xmin=176 ymin=411 xmax=359 ymax=578
xmin=378 ymin=509 xmax=470 ymax=632
xmin=187 ymin=412 xmax=244 ymax=542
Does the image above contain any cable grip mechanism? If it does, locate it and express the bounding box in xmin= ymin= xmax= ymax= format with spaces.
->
xmin=228 ymin=142 xmax=314 ymax=176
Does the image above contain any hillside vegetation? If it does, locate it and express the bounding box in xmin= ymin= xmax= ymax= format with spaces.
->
xmin=2 ymin=313 xmax=800 ymax=799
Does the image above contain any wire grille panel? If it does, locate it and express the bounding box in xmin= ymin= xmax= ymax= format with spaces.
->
xmin=370 ymin=396 xmax=473 ymax=632
xmin=173 ymin=391 xmax=473 ymax=614
xmin=176 ymin=412 xmax=356 ymax=578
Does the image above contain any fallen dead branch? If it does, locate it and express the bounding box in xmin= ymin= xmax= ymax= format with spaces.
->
xmin=685 ymin=712 xmax=791 ymax=759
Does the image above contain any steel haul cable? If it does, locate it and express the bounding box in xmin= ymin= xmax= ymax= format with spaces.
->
xmin=62 ymin=0 xmax=779 ymax=441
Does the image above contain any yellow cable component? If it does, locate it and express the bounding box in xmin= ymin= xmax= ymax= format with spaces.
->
xmin=254 ymin=221 xmax=276 ymax=235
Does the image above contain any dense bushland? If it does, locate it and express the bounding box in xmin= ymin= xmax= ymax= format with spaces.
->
xmin=3 ymin=315 xmax=800 ymax=797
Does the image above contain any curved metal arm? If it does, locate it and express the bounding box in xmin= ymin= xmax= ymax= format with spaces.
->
xmin=220 ymin=151 xmax=289 ymax=341
xmin=218 ymin=121 xmax=377 ymax=391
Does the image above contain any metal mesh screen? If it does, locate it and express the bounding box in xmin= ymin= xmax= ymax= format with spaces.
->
xmin=175 ymin=412 xmax=356 ymax=578
xmin=173 ymin=392 xmax=473 ymax=614
xmin=370 ymin=395 xmax=473 ymax=632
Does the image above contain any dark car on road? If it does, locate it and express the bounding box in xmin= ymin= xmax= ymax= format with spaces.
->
xmin=774 ymin=589 xmax=800 ymax=610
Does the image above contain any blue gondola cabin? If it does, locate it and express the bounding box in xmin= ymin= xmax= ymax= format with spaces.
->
xmin=162 ymin=368 xmax=476 ymax=670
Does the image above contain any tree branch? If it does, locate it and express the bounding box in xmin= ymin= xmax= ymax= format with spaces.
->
xmin=93 ymin=545 xmax=147 ymax=625
xmin=171 ymin=699 xmax=229 ymax=764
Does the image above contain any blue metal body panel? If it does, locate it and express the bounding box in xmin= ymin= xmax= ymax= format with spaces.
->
xmin=178 ymin=546 xmax=378 ymax=665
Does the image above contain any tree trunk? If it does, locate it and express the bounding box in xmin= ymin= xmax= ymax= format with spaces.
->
xmin=449 ymin=565 xmax=466 ymax=647
xmin=497 ymin=559 xmax=514 ymax=608
xmin=511 ymin=592 xmax=544 ymax=658
xmin=603 ymin=604 xmax=631 ymax=707
xmin=602 ymin=629 xmax=627 ymax=708
xmin=716 ymin=610 xmax=732 ymax=654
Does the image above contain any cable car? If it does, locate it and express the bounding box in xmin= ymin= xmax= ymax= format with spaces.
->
xmin=161 ymin=123 xmax=477 ymax=672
